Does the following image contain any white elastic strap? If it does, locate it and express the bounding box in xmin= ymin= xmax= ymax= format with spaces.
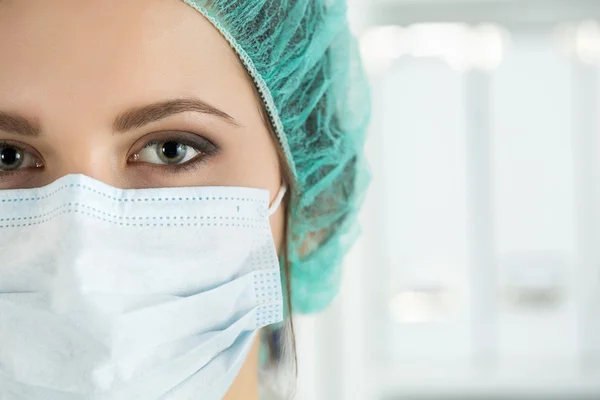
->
xmin=267 ymin=185 xmax=287 ymax=216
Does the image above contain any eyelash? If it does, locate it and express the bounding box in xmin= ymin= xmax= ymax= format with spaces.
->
xmin=132 ymin=134 xmax=219 ymax=173
xmin=0 ymin=140 xmax=43 ymax=175
xmin=0 ymin=133 xmax=219 ymax=174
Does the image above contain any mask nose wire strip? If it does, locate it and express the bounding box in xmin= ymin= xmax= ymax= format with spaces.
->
xmin=268 ymin=185 xmax=287 ymax=216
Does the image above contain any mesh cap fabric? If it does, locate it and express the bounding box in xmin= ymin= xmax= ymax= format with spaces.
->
xmin=181 ymin=0 xmax=371 ymax=314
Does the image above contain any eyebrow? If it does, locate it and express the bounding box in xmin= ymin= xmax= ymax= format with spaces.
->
xmin=112 ymin=98 xmax=240 ymax=133
xmin=0 ymin=112 xmax=41 ymax=137
xmin=0 ymin=98 xmax=239 ymax=137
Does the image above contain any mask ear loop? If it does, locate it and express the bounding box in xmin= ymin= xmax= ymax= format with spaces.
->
xmin=268 ymin=185 xmax=287 ymax=216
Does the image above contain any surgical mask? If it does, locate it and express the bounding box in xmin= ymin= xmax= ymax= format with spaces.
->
xmin=0 ymin=174 xmax=286 ymax=400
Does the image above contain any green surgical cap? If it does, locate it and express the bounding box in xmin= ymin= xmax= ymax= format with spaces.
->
xmin=182 ymin=0 xmax=371 ymax=314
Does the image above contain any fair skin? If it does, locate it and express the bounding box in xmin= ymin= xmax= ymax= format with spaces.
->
xmin=0 ymin=0 xmax=286 ymax=398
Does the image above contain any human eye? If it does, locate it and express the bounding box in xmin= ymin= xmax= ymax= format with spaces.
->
xmin=128 ymin=131 xmax=219 ymax=171
xmin=0 ymin=141 xmax=44 ymax=173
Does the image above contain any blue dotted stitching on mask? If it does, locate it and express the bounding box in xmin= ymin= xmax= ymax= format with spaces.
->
xmin=0 ymin=183 xmax=266 ymax=204
xmin=0 ymin=208 xmax=272 ymax=229
xmin=252 ymin=270 xmax=284 ymax=329
xmin=255 ymin=302 xmax=283 ymax=329
xmin=256 ymin=303 xmax=284 ymax=329
xmin=0 ymin=203 xmax=265 ymax=223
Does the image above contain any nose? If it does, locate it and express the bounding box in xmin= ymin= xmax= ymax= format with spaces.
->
xmin=46 ymin=139 xmax=125 ymax=188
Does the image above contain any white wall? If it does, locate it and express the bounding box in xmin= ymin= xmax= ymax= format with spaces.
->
xmin=294 ymin=1 xmax=600 ymax=399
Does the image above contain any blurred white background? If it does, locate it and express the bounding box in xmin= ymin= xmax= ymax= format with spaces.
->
xmin=293 ymin=0 xmax=600 ymax=399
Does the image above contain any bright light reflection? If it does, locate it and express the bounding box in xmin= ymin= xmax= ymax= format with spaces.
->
xmin=360 ymin=22 xmax=510 ymax=74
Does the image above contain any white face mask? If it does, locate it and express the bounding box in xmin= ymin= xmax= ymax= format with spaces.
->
xmin=0 ymin=174 xmax=286 ymax=400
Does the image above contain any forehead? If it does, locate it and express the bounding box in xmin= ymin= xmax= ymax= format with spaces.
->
xmin=0 ymin=0 xmax=254 ymax=123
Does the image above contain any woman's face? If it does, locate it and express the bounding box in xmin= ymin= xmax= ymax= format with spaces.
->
xmin=0 ymin=0 xmax=285 ymax=236
xmin=0 ymin=0 xmax=283 ymax=194
xmin=0 ymin=0 xmax=285 ymax=396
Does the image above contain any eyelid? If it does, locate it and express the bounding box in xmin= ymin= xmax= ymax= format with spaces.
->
xmin=0 ymin=139 xmax=44 ymax=164
xmin=128 ymin=130 xmax=218 ymax=156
